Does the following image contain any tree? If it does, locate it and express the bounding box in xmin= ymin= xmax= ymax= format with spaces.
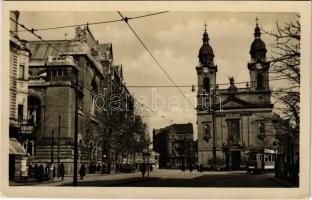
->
xmin=264 ymin=16 xmax=300 ymax=185
xmin=263 ymin=16 xmax=300 ymax=134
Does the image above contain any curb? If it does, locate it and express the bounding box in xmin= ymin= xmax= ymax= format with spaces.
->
xmin=10 ymin=179 xmax=63 ymax=186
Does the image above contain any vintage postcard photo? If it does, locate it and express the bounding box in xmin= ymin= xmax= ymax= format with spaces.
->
xmin=1 ymin=1 xmax=310 ymax=199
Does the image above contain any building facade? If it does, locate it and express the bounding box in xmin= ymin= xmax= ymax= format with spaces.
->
xmin=196 ymin=22 xmax=275 ymax=170
xmin=27 ymin=25 xmax=134 ymax=174
xmin=153 ymin=123 xmax=196 ymax=169
xmin=9 ymin=11 xmax=33 ymax=181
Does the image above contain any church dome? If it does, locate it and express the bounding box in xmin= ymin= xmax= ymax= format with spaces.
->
xmin=249 ymin=21 xmax=267 ymax=60
xmin=250 ymin=38 xmax=267 ymax=55
xmin=199 ymin=43 xmax=214 ymax=58
xmin=198 ymin=27 xmax=214 ymax=66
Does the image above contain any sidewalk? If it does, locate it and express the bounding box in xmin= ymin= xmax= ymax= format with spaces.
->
xmin=10 ymin=171 xmax=156 ymax=186
xmin=10 ymin=178 xmax=63 ymax=186
xmin=10 ymin=172 xmax=113 ymax=186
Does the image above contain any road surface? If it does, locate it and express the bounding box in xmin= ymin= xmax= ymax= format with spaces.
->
xmin=41 ymin=169 xmax=289 ymax=187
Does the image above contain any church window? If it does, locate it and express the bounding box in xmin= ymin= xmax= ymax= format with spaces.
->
xmin=227 ymin=120 xmax=240 ymax=143
xmin=256 ymin=74 xmax=264 ymax=89
xmin=259 ymin=122 xmax=265 ymax=136
xmin=203 ymin=123 xmax=211 ymax=142
xmin=203 ymin=77 xmax=210 ymax=92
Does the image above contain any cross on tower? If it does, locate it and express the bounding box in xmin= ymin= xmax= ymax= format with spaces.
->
xmin=204 ymin=23 xmax=207 ymax=31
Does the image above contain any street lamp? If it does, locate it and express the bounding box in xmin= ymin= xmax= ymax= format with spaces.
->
xmin=51 ymin=130 xmax=54 ymax=164
xmin=143 ymin=149 xmax=150 ymax=177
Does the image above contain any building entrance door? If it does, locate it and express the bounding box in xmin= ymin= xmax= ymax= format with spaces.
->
xmin=9 ymin=154 xmax=16 ymax=180
xmin=231 ymin=151 xmax=241 ymax=170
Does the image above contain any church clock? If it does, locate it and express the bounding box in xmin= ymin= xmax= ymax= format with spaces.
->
xmin=203 ymin=67 xmax=209 ymax=74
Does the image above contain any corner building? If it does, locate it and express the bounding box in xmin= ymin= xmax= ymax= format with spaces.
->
xmin=27 ymin=26 xmax=134 ymax=174
xmin=196 ymin=22 xmax=275 ymax=170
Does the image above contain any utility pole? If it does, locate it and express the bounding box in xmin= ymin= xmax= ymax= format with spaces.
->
xmin=51 ymin=130 xmax=54 ymax=164
xmin=212 ymin=110 xmax=216 ymax=170
xmin=210 ymin=88 xmax=217 ymax=170
xmin=73 ymin=77 xmax=79 ymax=186
xmin=71 ymin=66 xmax=80 ymax=186
xmin=58 ymin=115 xmax=61 ymax=165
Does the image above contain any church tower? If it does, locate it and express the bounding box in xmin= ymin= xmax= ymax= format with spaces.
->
xmin=196 ymin=24 xmax=217 ymax=95
xmin=196 ymin=19 xmax=275 ymax=171
xmin=248 ymin=19 xmax=270 ymax=91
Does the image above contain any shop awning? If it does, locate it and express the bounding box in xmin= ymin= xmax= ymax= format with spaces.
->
xmin=9 ymin=138 xmax=26 ymax=155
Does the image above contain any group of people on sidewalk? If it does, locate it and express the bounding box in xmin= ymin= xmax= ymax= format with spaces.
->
xmin=27 ymin=162 xmax=65 ymax=182
xmin=23 ymin=162 xmax=152 ymax=183
xmin=181 ymin=163 xmax=193 ymax=173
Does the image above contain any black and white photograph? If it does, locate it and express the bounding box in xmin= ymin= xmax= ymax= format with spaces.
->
xmin=1 ymin=1 xmax=310 ymax=199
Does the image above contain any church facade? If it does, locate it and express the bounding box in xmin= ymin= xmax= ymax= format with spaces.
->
xmin=196 ymin=21 xmax=276 ymax=170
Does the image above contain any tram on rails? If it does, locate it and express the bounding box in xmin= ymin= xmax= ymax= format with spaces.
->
xmin=246 ymin=149 xmax=276 ymax=173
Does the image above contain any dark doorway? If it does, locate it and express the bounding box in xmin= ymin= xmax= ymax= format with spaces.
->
xmin=231 ymin=151 xmax=241 ymax=170
xmin=9 ymin=155 xmax=16 ymax=180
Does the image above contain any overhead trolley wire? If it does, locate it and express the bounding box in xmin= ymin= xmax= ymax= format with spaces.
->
xmin=117 ymin=11 xmax=196 ymax=109
xmin=15 ymin=11 xmax=169 ymax=32
xmin=10 ymin=17 xmax=79 ymax=66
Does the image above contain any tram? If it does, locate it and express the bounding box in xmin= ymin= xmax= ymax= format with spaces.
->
xmin=246 ymin=149 xmax=276 ymax=173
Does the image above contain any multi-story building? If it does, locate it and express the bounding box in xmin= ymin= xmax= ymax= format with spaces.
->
xmin=9 ymin=11 xmax=33 ymax=181
xmin=153 ymin=123 xmax=196 ymax=169
xmin=196 ymin=21 xmax=275 ymax=170
xmin=27 ymin=25 xmax=134 ymax=174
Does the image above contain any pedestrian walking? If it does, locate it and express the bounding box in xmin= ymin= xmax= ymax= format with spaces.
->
xmin=97 ymin=164 xmax=101 ymax=172
xmin=88 ymin=164 xmax=92 ymax=174
xmin=34 ymin=164 xmax=39 ymax=181
xmin=199 ymin=164 xmax=203 ymax=173
xmin=149 ymin=164 xmax=153 ymax=172
xmin=52 ymin=164 xmax=56 ymax=179
xmin=45 ymin=164 xmax=49 ymax=180
xmin=59 ymin=162 xmax=65 ymax=180
xmin=181 ymin=163 xmax=186 ymax=172
xmin=101 ymin=164 xmax=106 ymax=175
xmin=79 ymin=164 xmax=86 ymax=180
xmin=38 ymin=164 xmax=44 ymax=182
xmin=141 ymin=163 xmax=146 ymax=177
xmin=189 ymin=163 xmax=193 ymax=173
xmin=28 ymin=164 xmax=33 ymax=180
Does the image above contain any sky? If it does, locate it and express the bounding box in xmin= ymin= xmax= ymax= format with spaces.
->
xmin=18 ymin=11 xmax=298 ymax=139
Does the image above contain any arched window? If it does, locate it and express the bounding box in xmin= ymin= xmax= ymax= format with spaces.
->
xmin=256 ymin=74 xmax=264 ymax=89
xmin=203 ymin=77 xmax=210 ymax=92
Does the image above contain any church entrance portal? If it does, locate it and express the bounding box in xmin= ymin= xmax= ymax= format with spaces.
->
xmin=231 ymin=151 xmax=241 ymax=170
xmin=225 ymin=150 xmax=241 ymax=170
